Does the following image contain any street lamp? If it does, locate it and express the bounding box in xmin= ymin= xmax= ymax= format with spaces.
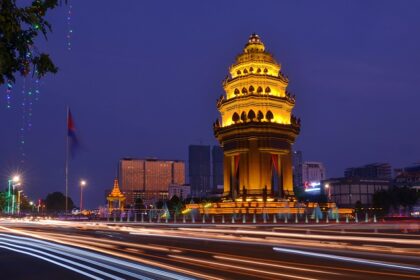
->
xmin=17 ymin=190 xmax=23 ymax=215
xmin=7 ymin=175 xmax=21 ymax=215
xmin=80 ymin=180 xmax=87 ymax=212
xmin=325 ymin=184 xmax=331 ymax=201
xmin=29 ymin=201 xmax=34 ymax=213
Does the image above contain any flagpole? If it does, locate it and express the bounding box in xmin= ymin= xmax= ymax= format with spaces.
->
xmin=65 ymin=106 xmax=69 ymax=214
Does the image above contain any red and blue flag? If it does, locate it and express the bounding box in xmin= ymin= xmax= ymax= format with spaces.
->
xmin=67 ymin=109 xmax=79 ymax=157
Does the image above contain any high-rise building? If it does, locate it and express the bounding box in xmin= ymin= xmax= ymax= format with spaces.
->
xmin=212 ymin=146 xmax=224 ymax=192
xmin=292 ymin=151 xmax=303 ymax=188
xmin=344 ymin=163 xmax=391 ymax=180
xmin=213 ymin=33 xmax=300 ymax=200
xmin=189 ymin=145 xmax=211 ymax=197
xmin=302 ymin=162 xmax=326 ymax=186
xmin=119 ymin=158 xmax=185 ymax=206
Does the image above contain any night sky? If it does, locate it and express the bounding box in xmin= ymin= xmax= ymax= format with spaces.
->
xmin=1 ymin=1 xmax=420 ymax=208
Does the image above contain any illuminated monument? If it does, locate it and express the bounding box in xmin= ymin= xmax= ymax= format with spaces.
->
xmin=107 ymin=178 xmax=126 ymax=214
xmin=214 ymin=33 xmax=300 ymax=201
xmin=186 ymin=34 xmax=348 ymax=215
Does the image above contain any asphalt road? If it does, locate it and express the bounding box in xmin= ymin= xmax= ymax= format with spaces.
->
xmin=0 ymin=219 xmax=419 ymax=280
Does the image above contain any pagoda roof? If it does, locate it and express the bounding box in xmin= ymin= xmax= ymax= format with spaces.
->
xmin=108 ymin=178 xmax=125 ymax=198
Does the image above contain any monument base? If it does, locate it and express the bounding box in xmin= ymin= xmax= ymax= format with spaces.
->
xmin=185 ymin=199 xmax=352 ymax=215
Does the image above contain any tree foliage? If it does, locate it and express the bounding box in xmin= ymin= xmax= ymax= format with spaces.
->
xmin=0 ymin=191 xmax=6 ymax=212
xmin=0 ymin=0 xmax=60 ymax=85
xmin=44 ymin=191 xmax=74 ymax=212
xmin=134 ymin=197 xmax=145 ymax=210
xmin=373 ymin=187 xmax=419 ymax=216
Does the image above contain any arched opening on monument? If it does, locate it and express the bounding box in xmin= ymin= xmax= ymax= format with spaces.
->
xmin=232 ymin=112 xmax=240 ymax=123
xmin=248 ymin=110 xmax=256 ymax=121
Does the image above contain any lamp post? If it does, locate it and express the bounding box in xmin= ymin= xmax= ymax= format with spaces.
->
xmin=80 ymin=180 xmax=86 ymax=212
xmin=17 ymin=190 xmax=23 ymax=215
xmin=8 ymin=175 xmax=20 ymax=215
xmin=29 ymin=201 xmax=34 ymax=213
xmin=325 ymin=184 xmax=331 ymax=202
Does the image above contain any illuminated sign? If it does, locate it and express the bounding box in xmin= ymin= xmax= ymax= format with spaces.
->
xmin=304 ymin=181 xmax=321 ymax=192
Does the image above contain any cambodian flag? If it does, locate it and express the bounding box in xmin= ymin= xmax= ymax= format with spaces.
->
xmin=67 ymin=108 xmax=79 ymax=157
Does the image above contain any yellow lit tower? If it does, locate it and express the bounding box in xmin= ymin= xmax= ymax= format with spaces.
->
xmin=214 ymin=34 xmax=300 ymax=201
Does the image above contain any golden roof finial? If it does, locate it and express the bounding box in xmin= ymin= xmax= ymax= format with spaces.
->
xmin=244 ymin=33 xmax=265 ymax=53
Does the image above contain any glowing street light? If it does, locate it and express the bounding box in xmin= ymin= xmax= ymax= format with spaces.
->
xmin=325 ymin=184 xmax=331 ymax=201
xmin=7 ymin=175 xmax=21 ymax=215
xmin=80 ymin=180 xmax=87 ymax=212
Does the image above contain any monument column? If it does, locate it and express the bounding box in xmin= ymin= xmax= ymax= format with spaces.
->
xmin=281 ymin=151 xmax=294 ymax=196
xmin=223 ymin=156 xmax=231 ymax=197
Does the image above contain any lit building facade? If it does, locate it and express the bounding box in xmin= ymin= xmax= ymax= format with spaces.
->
xmin=119 ymin=158 xmax=185 ymax=206
xmin=323 ymin=177 xmax=390 ymax=208
xmin=214 ymin=34 xmax=300 ymax=200
xmin=302 ymin=162 xmax=326 ymax=186
xmin=188 ymin=145 xmax=211 ymax=197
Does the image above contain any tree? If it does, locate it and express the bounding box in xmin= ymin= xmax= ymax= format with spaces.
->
xmin=354 ymin=200 xmax=363 ymax=213
xmin=373 ymin=187 xmax=419 ymax=217
xmin=168 ymin=195 xmax=184 ymax=215
xmin=44 ymin=192 xmax=74 ymax=212
xmin=0 ymin=0 xmax=60 ymax=85
xmin=372 ymin=189 xmax=391 ymax=216
xmin=19 ymin=195 xmax=31 ymax=212
xmin=134 ymin=198 xmax=145 ymax=210
xmin=0 ymin=191 xmax=6 ymax=212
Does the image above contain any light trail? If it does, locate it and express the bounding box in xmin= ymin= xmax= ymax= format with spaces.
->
xmin=0 ymin=242 xmax=127 ymax=280
xmin=0 ymin=244 xmax=104 ymax=280
xmin=168 ymin=254 xmax=320 ymax=280
xmin=273 ymin=247 xmax=420 ymax=273
xmin=0 ymin=236 xmax=155 ymax=280
xmin=177 ymin=227 xmax=420 ymax=245
xmin=212 ymin=255 xmax=342 ymax=275
xmin=127 ymin=228 xmax=420 ymax=259
xmin=2 ymin=220 xmax=420 ymax=280
xmin=0 ymin=234 xmax=192 ymax=280
xmin=0 ymin=227 xmax=217 ymax=280
xmin=271 ymin=226 xmax=420 ymax=238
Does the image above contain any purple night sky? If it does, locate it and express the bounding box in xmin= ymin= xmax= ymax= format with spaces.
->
xmin=1 ymin=1 xmax=419 ymax=208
